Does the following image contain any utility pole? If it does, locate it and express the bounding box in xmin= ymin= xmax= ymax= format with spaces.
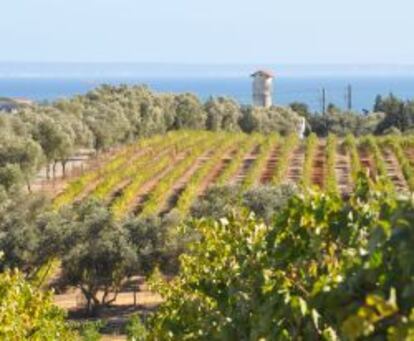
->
xmin=321 ymin=88 xmax=326 ymax=115
xmin=346 ymin=84 xmax=352 ymax=111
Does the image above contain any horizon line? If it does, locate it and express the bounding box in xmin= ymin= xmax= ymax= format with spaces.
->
xmin=3 ymin=61 xmax=414 ymax=67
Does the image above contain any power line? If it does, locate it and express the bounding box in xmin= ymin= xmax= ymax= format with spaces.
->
xmin=345 ymin=84 xmax=352 ymax=111
xmin=321 ymin=88 xmax=326 ymax=115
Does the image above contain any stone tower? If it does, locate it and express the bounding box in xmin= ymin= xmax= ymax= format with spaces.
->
xmin=251 ymin=70 xmax=274 ymax=108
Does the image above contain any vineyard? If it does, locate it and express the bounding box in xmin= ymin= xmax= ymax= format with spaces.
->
xmin=4 ymin=129 xmax=414 ymax=339
xmin=53 ymin=130 xmax=414 ymax=217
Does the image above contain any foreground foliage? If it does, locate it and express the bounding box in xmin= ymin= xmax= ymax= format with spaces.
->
xmin=149 ymin=175 xmax=414 ymax=340
xmin=0 ymin=267 xmax=76 ymax=340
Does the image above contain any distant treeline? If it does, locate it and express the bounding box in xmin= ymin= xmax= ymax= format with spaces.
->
xmin=0 ymin=85 xmax=301 ymax=192
xmin=291 ymin=93 xmax=414 ymax=136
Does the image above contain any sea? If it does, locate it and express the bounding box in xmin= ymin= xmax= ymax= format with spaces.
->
xmin=2 ymin=63 xmax=414 ymax=113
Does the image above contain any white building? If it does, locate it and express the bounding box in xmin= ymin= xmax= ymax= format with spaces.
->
xmin=298 ymin=117 xmax=306 ymax=139
xmin=251 ymin=70 xmax=274 ymax=108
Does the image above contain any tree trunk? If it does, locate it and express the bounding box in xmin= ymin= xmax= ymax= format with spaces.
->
xmin=46 ymin=164 xmax=50 ymax=180
xmin=81 ymin=286 xmax=100 ymax=317
xmin=102 ymin=286 xmax=119 ymax=306
xmin=87 ymin=297 xmax=92 ymax=316
xmin=62 ymin=160 xmax=67 ymax=178
xmin=101 ymin=289 xmax=110 ymax=306
xmin=105 ymin=291 xmax=119 ymax=305
xmin=80 ymin=287 xmax=93 ymax=315
xmin=26 ymin=177 xmax=32 ymax=193
xmin=52 ymin=162 xmax=57 ymax=180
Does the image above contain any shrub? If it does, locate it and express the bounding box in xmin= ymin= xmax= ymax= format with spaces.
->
xmin=77 ymin=321 xmax=104 ymax=341
xmin=242 ymin=184 xmax=297 ymax=223
xmin=126 ymin=314 xmax=148 ymax=341
xmin=239 ymin=106 xmax=301 ymax=135
xmin=148 ymin=174 xmax=414 ymax=340
xmin=0 ymin=268 xmax=76 ymax=340
xmin=190 ymin=185 xmax=242 ymax=220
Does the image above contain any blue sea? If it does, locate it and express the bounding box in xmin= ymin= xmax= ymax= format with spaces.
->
xmin=1 ymin=64 xmax=414 ymax=112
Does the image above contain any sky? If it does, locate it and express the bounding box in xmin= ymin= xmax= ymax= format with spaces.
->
xmin=1 ymin=0 xmax=414 ymax=64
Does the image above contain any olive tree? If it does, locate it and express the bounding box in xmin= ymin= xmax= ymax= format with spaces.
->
xmin=240 ymin=106 xmax=301 ymax=135
xmin=191 ymin=185 xmax=242 ymax=219
xmin=204 ymin=97 xmax=242 ymax=131
xmin=191 ymin=184 xmax=296 ymax=224
xmin=32 ymin=116 xmax=72 ymax=179
xmin=123 ymin=212 xmax=184 ymax=276
xmin=17 ymin=139 xmax=43 ymax=191
xmin=59 ymin=199 xmax=137 ymax=315
xmin=0 ymin=164 xmax=24 ymax=192
xmin=173 ymin=93 xmax=207 ymax=129
xmin=0 ymin=191 xmax=56 ymax=274
xmin=242 ymin=184 xmax=297 ymax=223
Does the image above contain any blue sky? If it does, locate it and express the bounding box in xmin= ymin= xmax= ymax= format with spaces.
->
xmin=2 ymin=0 xmax=414 ymax=64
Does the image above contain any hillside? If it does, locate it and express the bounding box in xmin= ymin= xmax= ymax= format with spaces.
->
xmin=53 ymin=131 xmax=412 ymax=219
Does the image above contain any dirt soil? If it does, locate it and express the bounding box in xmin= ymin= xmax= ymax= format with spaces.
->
xmin=286 ymin=144 xmax=305 ymax=184
xmin=381 ymin=148 xmax=408 ymax=192
xmin=230 ymin=144 xmax=261 ymax=184
xmin=53 ymin=276 xmax=162 ymax=339
xmin=260 ymin=145 xmax=280 ymax=184
xmin=311 ymin=142 xmax=325 ymax=188
xmin=336 ymin=144 xmax=352 ymax=195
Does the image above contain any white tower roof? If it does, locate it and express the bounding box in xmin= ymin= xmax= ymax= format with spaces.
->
xmin=250 ymin=70 xmax=274 ymax=78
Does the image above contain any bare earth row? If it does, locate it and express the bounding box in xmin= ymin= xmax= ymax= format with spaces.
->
xmin=53 ymin=132 xmax=414 ymax=220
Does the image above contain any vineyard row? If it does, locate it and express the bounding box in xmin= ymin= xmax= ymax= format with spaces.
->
xmin=54 ymin=132 xmax=414 ymax=219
